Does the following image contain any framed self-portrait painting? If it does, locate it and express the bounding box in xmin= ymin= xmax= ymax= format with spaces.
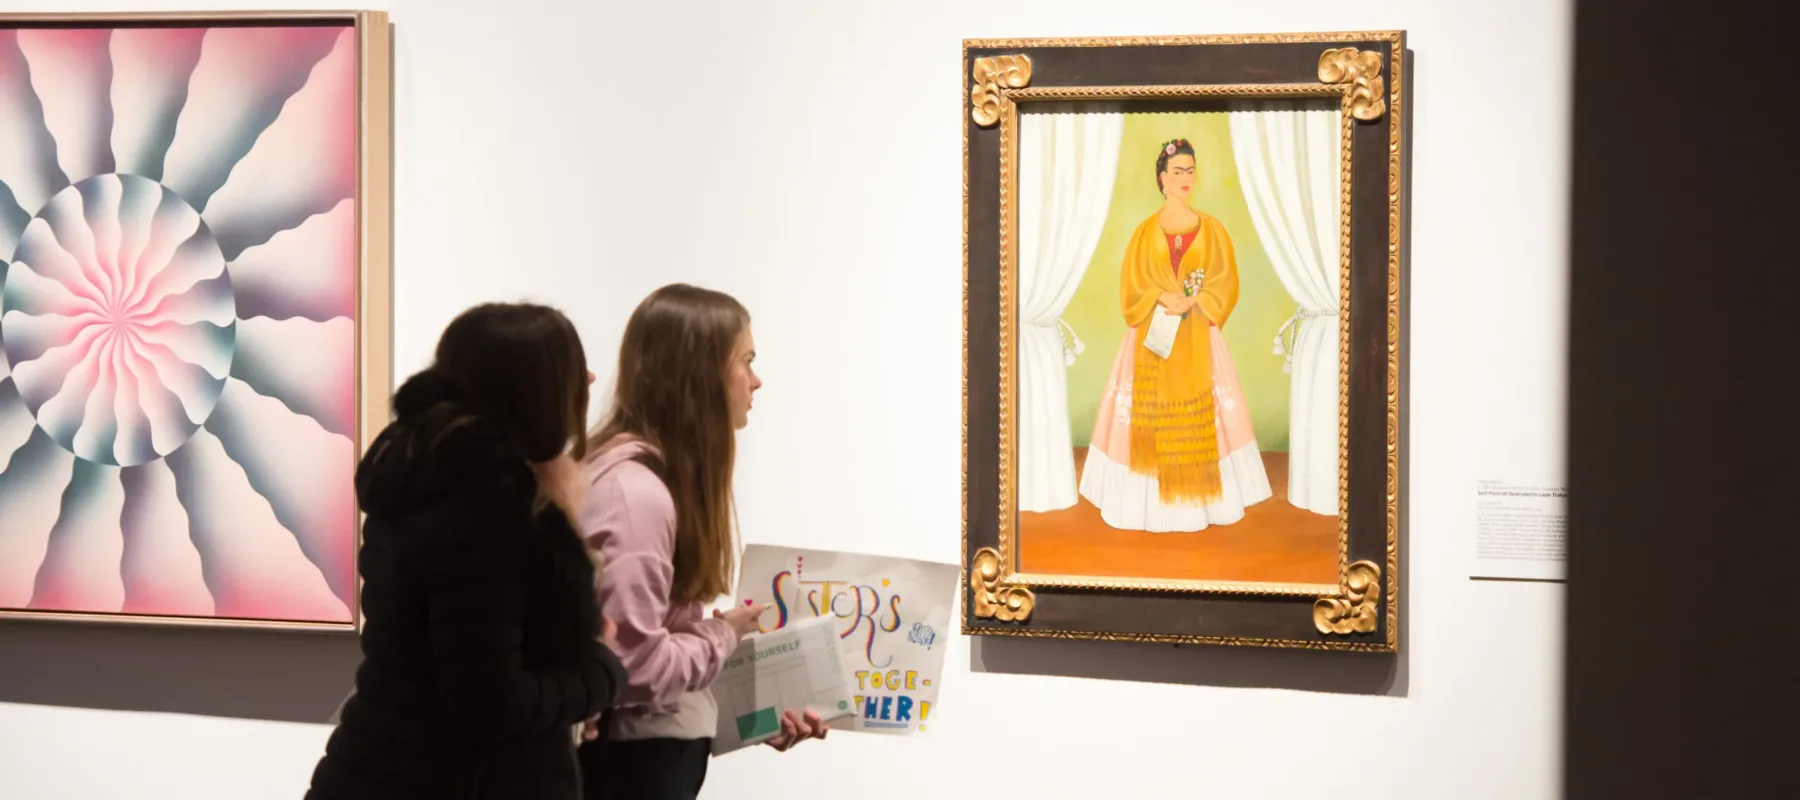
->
xmin=962 ymin=32 xmax=1407 ymax=652
xmin=0 ymin=11 xmax=392 ymax=630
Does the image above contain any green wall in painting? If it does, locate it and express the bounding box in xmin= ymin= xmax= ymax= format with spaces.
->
xmin=1061 ymin=112 xmax=1296 ymax=451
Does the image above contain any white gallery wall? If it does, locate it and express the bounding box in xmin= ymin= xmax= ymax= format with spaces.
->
xmin=0 ymin=0 xmax=1571 ymax=797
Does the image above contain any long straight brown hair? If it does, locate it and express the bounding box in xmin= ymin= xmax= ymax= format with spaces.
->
xmin=588 ymin=284 xmax=747 ymax=605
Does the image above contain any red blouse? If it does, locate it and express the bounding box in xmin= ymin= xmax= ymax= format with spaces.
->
xmin=1166 ymin=227 xmax=1197 ymax=275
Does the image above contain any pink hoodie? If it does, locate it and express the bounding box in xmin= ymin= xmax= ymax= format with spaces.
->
xmin=580 ymin=436 xmax=736 ymax=737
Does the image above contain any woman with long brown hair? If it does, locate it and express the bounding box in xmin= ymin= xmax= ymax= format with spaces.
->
xmin=306 ymin=302 xmax=626 ymax=800
xmin=574 ymin=283 xmax=825 ymax=799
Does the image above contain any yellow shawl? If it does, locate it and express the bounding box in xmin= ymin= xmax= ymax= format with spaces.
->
xmin=1120 ymin=211 xmax=1240 ymax=504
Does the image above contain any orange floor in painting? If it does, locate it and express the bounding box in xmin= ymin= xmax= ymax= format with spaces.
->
xmin=1018 ymin=449 xmax=1340 ymax=585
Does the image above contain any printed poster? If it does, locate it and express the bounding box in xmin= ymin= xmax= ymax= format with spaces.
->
xmin=708 ymin=615 xmax=856 ymax=755
xmin=735 ymin=544 xmax=960 ymax=735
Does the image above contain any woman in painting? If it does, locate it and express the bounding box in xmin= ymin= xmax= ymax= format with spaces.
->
xmin=575 ymin=284 xmax=826 ymax=799
xmin=1078 ymin=138 xmax=1273 ymax=532
xmin=305 ymin=302 xmax=627 ymax=799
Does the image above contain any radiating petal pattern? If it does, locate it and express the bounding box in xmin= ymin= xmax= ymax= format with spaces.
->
xmin=119 ymin=460 xmax=212 ymax=616
xmin=0 ymin=21 xmax=360 ymax=625
xmin=160 ymin=26 xmax=342 ymax=213
xmin=0 ymin=307 xmax=10 ymax=384
xmin=119 ymin=184 xmax=203 ymax=313
xmin=126 ymin=199 xmax=226 ymax=316
xmin=0 ymin=378 xmax=34 ymax=472
xmin=228 ymin=198 xmax=355 ymax=322
xmin=207 ymin=379 xmax=356 ymax=605
xmin=30 ymin=460 xmax=126 ymax=612
xmin=205 ymin=28 xmax=356 ymax=262
xmin=0 ymin=31 xmax=70 ymax=217
xmin=232 ymin=316 xmax=354 ymax=438
xmin=108 ymin=28 xmax=206 ymax=182
xmin=0 ymin=429 xmax=77 ymax=607
xmin=164 ymin=428 xmax=349 ymax=622
xmin=8 ymin=226 xmax=103 ymax=311
xmin=6 ymin=321 xmax=110 ymax=424
xmin=2 ymin=256 xmax=106 ymax=324
xmin=16 ymin=29 xmax=116 ymax=183
xmin=3 ymin=175 xmax=235 ymax=466
xmin=2 ymin=183 xmax=28 ymax=265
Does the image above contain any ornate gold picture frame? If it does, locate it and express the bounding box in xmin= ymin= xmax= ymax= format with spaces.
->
xmin=961 ymin=32 xmax=1406 ymax=652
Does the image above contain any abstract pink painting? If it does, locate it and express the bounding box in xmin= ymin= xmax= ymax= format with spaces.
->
xmin=0 ymin=14 xmax=390 ymax=628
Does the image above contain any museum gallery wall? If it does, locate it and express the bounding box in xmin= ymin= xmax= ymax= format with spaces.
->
xmin=2 ymin=17 xmax=1406 ymax=648
xmin=0 ymin=11 xmax=392 ymax=629
xmin=0 ymin=4 xmax=1584 ymax=798
xmin=961 ymin=32 xmax=1408 ymax=651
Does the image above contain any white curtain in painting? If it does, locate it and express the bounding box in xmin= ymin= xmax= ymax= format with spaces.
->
xmin=1016 ymin=112 xmax=1123 ymax=513
xmin=1228 ymin=101 xmax=1342 ymax=516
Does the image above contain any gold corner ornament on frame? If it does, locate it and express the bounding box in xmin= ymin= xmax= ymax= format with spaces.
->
xmin=961 ymin=32 xmax=1406 ymax=653
xmin=1317 ymin=47 xmax=1387 ymax=122
xmin=971 ymin=547 xmax=1034 ymax=622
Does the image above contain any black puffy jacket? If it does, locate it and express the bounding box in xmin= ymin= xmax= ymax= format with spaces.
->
xmin=305 ymin=371 xmax=625 ymax=799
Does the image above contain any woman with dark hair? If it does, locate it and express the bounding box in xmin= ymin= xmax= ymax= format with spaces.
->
xmin=574 ymin=284 xmax=825 ymax=800
xmin=1079 ymin=137 xmax=1273 ymax=533
xmin=306 ymin=302 xmax=628 ymax=800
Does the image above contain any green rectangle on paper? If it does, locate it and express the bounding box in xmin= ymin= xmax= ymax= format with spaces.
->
xmin=735 ymin=707 xmax=779 ymax=741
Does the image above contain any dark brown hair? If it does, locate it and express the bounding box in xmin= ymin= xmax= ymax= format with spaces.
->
xmin=412 ymin=302 xmax=591 ymax=464
xmin=588 ymin=284 xmax=748 ymax=605
xmin=1155 ymin=138 xmax=1197 ymax=193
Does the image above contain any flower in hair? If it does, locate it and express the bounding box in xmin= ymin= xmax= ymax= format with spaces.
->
xmin=1166 ymin=142 xmax=1178 ymax=155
